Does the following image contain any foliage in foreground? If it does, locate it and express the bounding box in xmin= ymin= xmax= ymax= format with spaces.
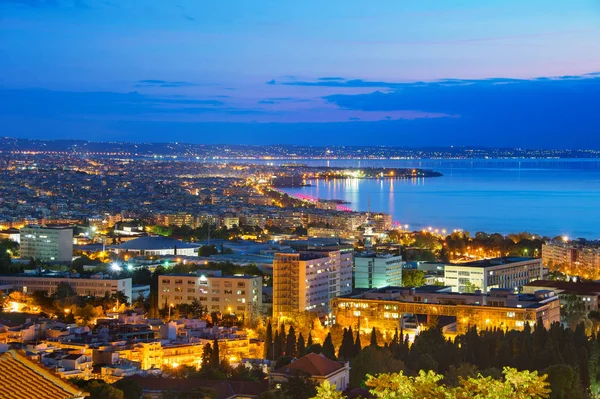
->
xmin=311 ymin=367 xmax=550 ymax=399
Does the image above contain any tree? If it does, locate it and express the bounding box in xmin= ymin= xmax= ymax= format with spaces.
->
xmin=322 ymin=333 xmax=336 ymax=360
xmin=265 ymin=321 xmax=274 ymax=360
xmin=280 ymin=374 xmax=318 ymax=399
xmin=561 ymin=294 xmax=588 ymax=329
xmin=286 ymin=326 xmax=297 ymax=357
xmin=210 ymin=338 xmax=220 ymax=369
xmin=74 ymin=380 xmax=124 ymax=399
xmin=370 ymin=327 xmax=379 ymax=348
xmin=114 ymin=379 xmax=142 ymax=399
xmin=55 ymin=281 xmax=76 ymax=299
xmin=297 ymin=332 xmax=306 ymax=356
xmin=354 ymin=330 xmax=362 ymax=356
xmin=74 ymin=304 xmax=99 ymax=326
xmin=544 ymin=364 xmax=586 ymax=399
xmin=349 ymin=346 xmax=405 ymax=388
xmin=310 ymin=381 xmax=345 ymax=399
xmin=402 ymin=269 xmax=426 ymax=287
xmin=199 ymin=245 xmax=219 ymax=257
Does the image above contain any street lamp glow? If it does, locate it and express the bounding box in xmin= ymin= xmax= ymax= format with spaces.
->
xmin=110 ymin=262 xmax=121 ymax=272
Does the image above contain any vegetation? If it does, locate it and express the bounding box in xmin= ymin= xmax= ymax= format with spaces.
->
xmin=389 ymin=230 xmax=544 ymax=262
xmin=311 ymin=367 xmax=550 ymax=399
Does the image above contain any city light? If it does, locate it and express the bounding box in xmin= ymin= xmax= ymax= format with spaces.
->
xmin=110 ymin=262 xmax=121 ymax=272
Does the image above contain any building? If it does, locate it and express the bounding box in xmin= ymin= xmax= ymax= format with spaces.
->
xmin=0 ymin=228 xmax=20 ymax=244
xmin=354 ymin=253 xmax=404 ymax=289
xmin=111 ymin=236 xmax=201 ymax=257
xmin=0 ymin=274 xmax=132 ymax=303
xmin=158 ymin=274 xmax=262 ymax=320
xmin=331 ymin=285 xmax=560 ymax=335
xmin=0 ymin=350 xmax=86 ymax=399
xmin=523 ymin=280 xmax=600 ymax=313
xmin=444 ymin=257 xmax=543 ymax=293
xmin=269 ymin=352 xmax=350 ymax=392
xmin=20 ymin=225 xmax=73 ymax=263
xmin=273 ymin=250 xmax=352 ymax=317
xmin=542 ymin=242 xmax=600 ymax=279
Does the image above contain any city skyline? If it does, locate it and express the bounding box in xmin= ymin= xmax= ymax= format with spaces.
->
xmin=1 ymin=0 xmax=600 ymax=147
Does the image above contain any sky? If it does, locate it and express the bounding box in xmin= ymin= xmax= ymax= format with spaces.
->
xmin=1 ymin=0 xmax=600 ymax=147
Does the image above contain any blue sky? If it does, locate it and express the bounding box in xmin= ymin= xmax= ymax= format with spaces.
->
xmin=1 ymin=0 xmax=600 ymax=147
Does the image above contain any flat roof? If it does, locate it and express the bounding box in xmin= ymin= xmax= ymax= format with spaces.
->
xmin=452 ymin=257 xmax=538 ymax=268
xmin=111 ymin=236 xmax=201 ymax=250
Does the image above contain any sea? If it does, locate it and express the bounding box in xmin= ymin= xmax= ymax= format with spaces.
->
xmin=241 ymin=159 xmax=600 ymax=239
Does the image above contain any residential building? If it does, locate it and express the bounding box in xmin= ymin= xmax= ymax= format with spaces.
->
xmin=158 ymin=274 xmax=262 ymax=320
xmin=20 ymin=225 xmax=73 ymax=263
xmin=354 ymin=253 xmax=404 ymax=289
xmin=331 ymin=285 xmax=560 ymax=335
xmin=542 ymin=242 xmax=600 ymax=279
xmin=444 ymin=257 xmax=543 ymax=293
xmin=0 ymin=273 xmax=132 ymax=303
xmin=270 ymin=353 xmax=350 ymax=391
xmin=273 ymin=250 xmax=352 ymax=317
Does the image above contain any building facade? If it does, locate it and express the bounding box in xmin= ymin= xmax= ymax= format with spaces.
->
xmin=444 ymin=257 xmax=543 ymax=293
xmin=542 ymin=243 xmax=600 ymax=279
xmin=20 ymin=225 xmax=73 ymax=262
xmin=0 ymin=274 xmax=132 ymax=302
xmin=158 ymin=274 xmax=262 ymax=320
xmin=331 ymin=286 xmax=560 ymax=335
xmin=273 ymin=250 xmax=352 ymax=317
xmin=354 ymin=253 xmax=404 ymax=289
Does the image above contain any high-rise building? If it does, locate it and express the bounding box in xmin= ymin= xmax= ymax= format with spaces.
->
xmin=20 ymin=225 xmax=73 ymax=262
xmin=354 ymin=253 xmax=404 ymax=289
xmin=273 ymin=250 xmax=352 ymax=318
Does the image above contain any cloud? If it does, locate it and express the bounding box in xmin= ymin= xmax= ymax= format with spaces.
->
xmin=184 ymin=15 xmax=196 ymax=22
xmin=136 ymin=79 xmax=204 ymax=88
xmin=258 ymin=100 xmax=276 ymax=104
xmin=318 ymin=77 xmax=345 ymax=81
xmin=266 ymin=79 xmax=277 ymax=85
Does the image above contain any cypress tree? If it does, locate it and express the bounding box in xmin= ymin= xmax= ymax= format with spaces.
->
xmin=297 ymin=332 xmax=306 ymax=356
xmin=370 ymin=327 xmax=379 ymax=348
xmin=322 ymin=332 xmax=336 ymax=360
xmin=274 ymin=330 xmax=282 ymax=359
xmin=211 ymin=338 xmax=220 ymax=369
xmin=338 ymin=328 xmax=350 ymax=360
xmin=286 ymin=326 xmax=297 ymax=357
xmin=307 ymin=331 xmax=313 ymax=347
xmin=202 ymin=343 xmax=212 ymax=370
xmin=354 ymin=330 xmax=362 ymax=356
xmin=265 ymin=321 xmax=273 ymax=360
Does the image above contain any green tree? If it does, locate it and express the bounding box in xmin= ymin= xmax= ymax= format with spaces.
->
xmin=402 ymin=269 xmax=426 ymax=287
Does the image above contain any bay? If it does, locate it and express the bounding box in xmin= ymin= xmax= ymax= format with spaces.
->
xmin=275 ymin=159 xmax=600 ymax=239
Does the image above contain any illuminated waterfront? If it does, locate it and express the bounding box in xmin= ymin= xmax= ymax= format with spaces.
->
xmin=282 ymin=159 xmax=600 ymax=238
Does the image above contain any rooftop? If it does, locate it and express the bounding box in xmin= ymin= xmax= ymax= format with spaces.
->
xmin=0 ymin=350 xmax=86 ymax=399
xmin=272 ymin=352 xmax=346 ymax=377
xmin=454 ymin=257 xmax=538 ymax=268
xmin=111 ymin=235 xmax=201 ymax=250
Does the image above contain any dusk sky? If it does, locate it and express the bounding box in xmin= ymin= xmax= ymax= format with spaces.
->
xmin=1 ymin=0 xmax=600 ymax=147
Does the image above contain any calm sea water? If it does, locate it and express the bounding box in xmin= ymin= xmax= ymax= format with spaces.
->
xmin=271 ymin=159 xmax=600 ymax=239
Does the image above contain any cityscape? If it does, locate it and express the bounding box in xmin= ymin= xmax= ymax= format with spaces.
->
xmin=2 ymin=1 xmax=600 ymax=399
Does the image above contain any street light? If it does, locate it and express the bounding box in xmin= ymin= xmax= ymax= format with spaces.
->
xmin=168 ymin=303 xmax=174 ymax=320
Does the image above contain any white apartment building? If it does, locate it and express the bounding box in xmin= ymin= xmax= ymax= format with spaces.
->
xmin=354 ymin=253 xmax=404 ymax=289
xmin=20 ymin=225 xmax=73 ymax=262
xmin=158 ymin=274 xmax=262 ymax=320
xmin=0 ymin=274 xmax=132 ymax=302
xmin=273 ymin=250 xmax=353 ymax=317
xmin=444 ymin=257 xmax=543 ymax=293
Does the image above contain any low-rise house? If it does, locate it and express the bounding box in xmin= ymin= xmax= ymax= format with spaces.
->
xmin=269 ymin=352 xmax=350 ymax=391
